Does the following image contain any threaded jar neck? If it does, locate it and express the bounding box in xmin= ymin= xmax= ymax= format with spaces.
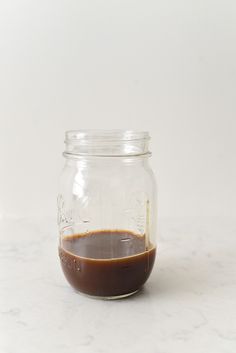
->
xmin=64 ymin=130 xmax=151 ymax=157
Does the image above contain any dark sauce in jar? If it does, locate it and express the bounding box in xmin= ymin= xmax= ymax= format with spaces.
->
xmin=59 ymin=230 xmax=156 ymax=297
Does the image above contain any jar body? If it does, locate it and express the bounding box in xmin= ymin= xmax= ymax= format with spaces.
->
xmin=58 ymin=131 xmax=157 ymax=298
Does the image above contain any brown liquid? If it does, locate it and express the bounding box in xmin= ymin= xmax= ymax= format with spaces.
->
xmin=59 ymin=230 xmax=156 ymax=297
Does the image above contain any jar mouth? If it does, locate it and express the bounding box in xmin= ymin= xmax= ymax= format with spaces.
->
xmin=65 ymin=130 xmax=150 ymax=143
xmin=64 ymin=129 xmax=151 ymax=157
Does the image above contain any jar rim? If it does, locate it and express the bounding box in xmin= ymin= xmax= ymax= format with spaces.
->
xmin=64 ymin=129 xmax=151 ymax=157
xmin=65 ymin=129 xmax=150 ymax=143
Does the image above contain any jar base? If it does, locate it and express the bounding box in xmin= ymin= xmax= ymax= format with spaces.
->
xmin=74 ymin=288 xmax=140 ymax=300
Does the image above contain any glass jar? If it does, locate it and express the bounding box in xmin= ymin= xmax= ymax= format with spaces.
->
xmin=58 ymin=130 xmax=157 ymax=299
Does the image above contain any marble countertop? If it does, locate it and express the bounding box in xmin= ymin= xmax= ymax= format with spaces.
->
xmin=0 ymin=216 xmax=236 ymax=353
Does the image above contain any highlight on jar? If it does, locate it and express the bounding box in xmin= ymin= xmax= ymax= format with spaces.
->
xmin=57 ymin=130 xmax=157 ymax=299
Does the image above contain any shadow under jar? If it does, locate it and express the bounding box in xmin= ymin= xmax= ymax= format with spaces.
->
xmin=58 ymin=130 xmax=157 ymax=299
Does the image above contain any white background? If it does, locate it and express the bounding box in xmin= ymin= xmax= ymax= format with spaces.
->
xmin=0 ymin=0 xmax=236 ymax=219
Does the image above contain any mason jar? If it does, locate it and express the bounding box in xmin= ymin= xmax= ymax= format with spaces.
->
xmin=58 ymin=130 xmax=157 ymax=299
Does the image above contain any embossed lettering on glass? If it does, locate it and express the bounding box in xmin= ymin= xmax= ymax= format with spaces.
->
xmin=58 ymin=130 xmax=157 ymax=299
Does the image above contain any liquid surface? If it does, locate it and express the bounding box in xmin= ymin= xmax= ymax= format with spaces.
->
xmin=59 ymin=230 xmax=156 ymax=297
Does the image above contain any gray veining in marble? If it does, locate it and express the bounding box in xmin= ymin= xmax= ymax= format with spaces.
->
xmin=0 ymin=217 xmax=236 ymax=353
